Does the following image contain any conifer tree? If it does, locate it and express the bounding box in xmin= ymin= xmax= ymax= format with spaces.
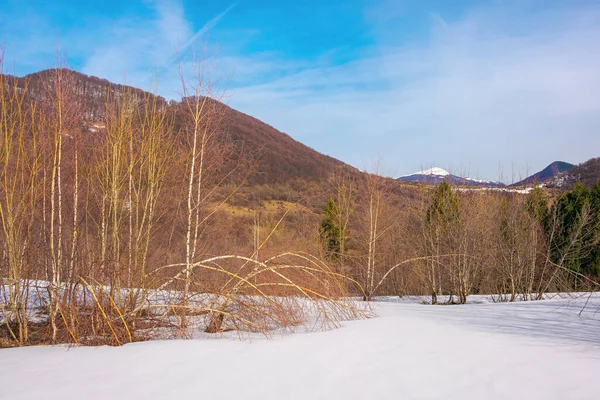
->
xmin=426 ymin=181 xmax=460 ymax=226
xmin=548 ymin=182 xmax=600 ymax=282
xmin=525 ymin=185 xmax=549 ymax=223
xmin=585 ymin=180 xmax=600 ymax=277
xmin=320 ymin=198 xmax=342 ymax=259
xmin=424 ymin=181 xmax=459 ymax=304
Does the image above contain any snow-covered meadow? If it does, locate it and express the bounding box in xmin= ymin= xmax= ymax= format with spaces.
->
xmin=2 ymin=294 xmax=599 ymax=400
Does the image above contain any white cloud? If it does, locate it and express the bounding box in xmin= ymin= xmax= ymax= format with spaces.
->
xmin=81 ymin=0 xmax=234 ymax=93
xmin=6 ymin=0 xmax=597 ymax=182
xmin=225 ymin=4 xmax=600 ymax=182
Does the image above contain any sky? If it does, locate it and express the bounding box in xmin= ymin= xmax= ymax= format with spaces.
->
xmin=1 ymin=0 xmax=600 ymax=182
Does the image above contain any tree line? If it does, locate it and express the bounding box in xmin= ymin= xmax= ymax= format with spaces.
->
xmin=320 ymin=177 xmax=600 ymax=304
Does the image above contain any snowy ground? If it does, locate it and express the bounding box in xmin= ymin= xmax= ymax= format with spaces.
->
xmin=2 ymin=295 xmax=600 ymax=400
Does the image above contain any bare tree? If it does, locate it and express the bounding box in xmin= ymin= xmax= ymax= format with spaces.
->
xmin=0 ymin=51 xmax=42 ymax=344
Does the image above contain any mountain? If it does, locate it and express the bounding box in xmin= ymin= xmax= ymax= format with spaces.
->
xmin=397 ymin=167 xmax=505 ymax=187
xmin=511 ymin=161 xmax=574 ymax=187
xmin=2 ymin=69 xmax=159 ymax=121
xmin=5 ymin=69 xmax=352 ymax=186
xmin=546 ymin=158 xmax=600 ymax=189
xmin=216 ymin=102 xmax=351 ymax=184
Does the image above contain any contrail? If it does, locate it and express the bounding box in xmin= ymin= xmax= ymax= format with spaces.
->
xmin=180 ymin=2 xmax=238 ymax=52
xmin=140 ymin=1 xmax=238 ymax=84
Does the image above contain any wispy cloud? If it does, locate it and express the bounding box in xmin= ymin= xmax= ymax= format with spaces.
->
xmin=3 ymin=0 xmax=598 ymax=181
xmin=225 ymin=3 xmax=600 ymax=181
xmin=181 ymin=2 xmax=238 ymax=52
xmin=81 ymin=0 xmax=236 ymax=89
xmin=140 ymin=1 xmax=239 ymax=84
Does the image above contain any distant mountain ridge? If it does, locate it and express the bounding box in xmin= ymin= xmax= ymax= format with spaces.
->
xmin=511 ymin=161 xmax=574 ymax=187
xmin=397 ymin=167 xmax=505 ymax=187
xmin=546 ymin=158 xmax=600 ymax=189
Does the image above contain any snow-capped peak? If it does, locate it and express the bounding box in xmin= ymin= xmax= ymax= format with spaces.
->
xmin=401 ymin=167 xmax=450 ymax=177
xmin=398 ymin=167 xmax=506 ymax=187
xmin=465 ymin=177 xmax=501 ymax=184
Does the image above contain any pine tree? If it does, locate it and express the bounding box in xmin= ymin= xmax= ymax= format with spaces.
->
xmin=548 ymin=182 xmax=600 ymax=282
xmin=426 ymin=181 xmax=460 ymax=227
xmin=320 ymin=198 xmax=342 ymax=259
xmin=424 ymin=181 xmax=460 ymax=304
xmin=585 ymin=180 xmax=600 ymax=277
xmin=525 ymin=186 xmax=548 ymax=223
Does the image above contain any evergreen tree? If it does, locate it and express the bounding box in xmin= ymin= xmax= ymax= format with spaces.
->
xmin=424 ymin=181 xmax=460 ymax=304
xmin=320 ymin=198 xmax=342 ymax=259
xmin=548 ymin=182 xmax=600 ymax=281
xmin=584 ymin=180 xmax=600 ymax=277
xmin=525 ymin=186 xmax=548 ymax=223
xmin=426 ymin=181 xmax=460 ymax=227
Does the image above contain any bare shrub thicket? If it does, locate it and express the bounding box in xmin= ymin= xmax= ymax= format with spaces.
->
xmin=329 ymin=167 xmax=429 ymax=302
xmin=0 ymin=51 xmax=366 ymax=347
xmin=328 ymin=176 xmax=599 ymax=304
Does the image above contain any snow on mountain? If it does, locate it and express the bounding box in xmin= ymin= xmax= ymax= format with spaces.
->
xmin=398 ymin=167 xmax=505 ymax=187
xmin=511 ymin=161 xmax=575 ymax=187
xmin=399 ymin=167 xmax=450 ymax=178
xmin=545 ymin=158 xmax=600 ymax=189
xmin=465 ymin=177 xmax=504 ymax=185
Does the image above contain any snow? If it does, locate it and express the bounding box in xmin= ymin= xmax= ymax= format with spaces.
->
xmin=2 ymin=295 xmax=600 ymax=400
xmin=401 ymin=167 xmax=450 ymax=177
xmin=456 ymin=186 xmax=533 ymax=194
xmin=86 ymin=122 xmax=105 ymax=133
xmin=399 ymin=168 xmax=504 ymax=185
xmin=463 ymin=177 xmax=503 ymax=185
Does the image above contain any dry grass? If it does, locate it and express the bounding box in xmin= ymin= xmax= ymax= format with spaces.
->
xmin=0 ymin=251 xmax=371 ymax=347
xmin=210 ymin=200 xmax=312 ymax=218
xmin=137 ymin=252 xmax=371 ymax=338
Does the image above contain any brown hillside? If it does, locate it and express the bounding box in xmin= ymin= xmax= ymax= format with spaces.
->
xmin=217 ymin=102 xmax=349 ymax=184
xmin=5 ymin=69 xmax=353 ymax=186
xmin=2 ymin=68 xmax=428 ymax=220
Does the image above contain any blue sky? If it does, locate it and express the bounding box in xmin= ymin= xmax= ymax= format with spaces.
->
xmin=2 ymin=0 xmax=600 ymax=181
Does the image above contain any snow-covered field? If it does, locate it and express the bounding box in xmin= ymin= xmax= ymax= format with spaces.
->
xmin=2 ymin=294 xmax=600 ymax=400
